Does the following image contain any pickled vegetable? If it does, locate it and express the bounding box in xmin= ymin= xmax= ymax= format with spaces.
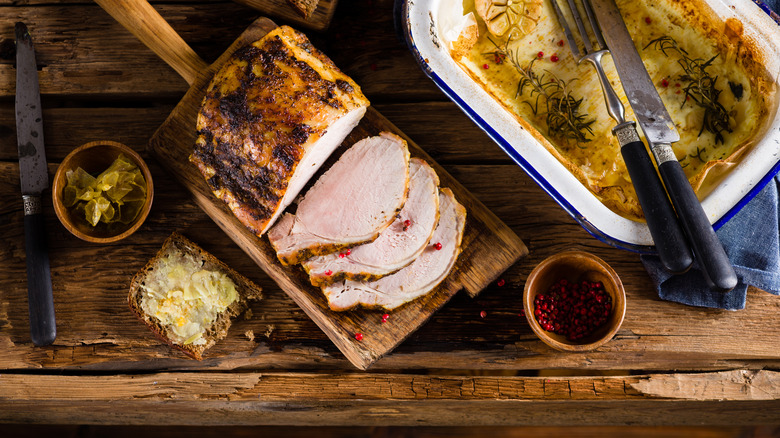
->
xmin=63 ymin=154 xmax=147 ymax=228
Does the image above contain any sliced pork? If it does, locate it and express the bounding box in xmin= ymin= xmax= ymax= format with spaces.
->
xmin=191 ymin=26 xmax=370 ymax=236
xmin=268 ymin=132 xmax=411 ymax=265
xmin=321 ymin=188 xmax=467 ymax=311
xmin=303 ymin=158 xmax=440 ymax=286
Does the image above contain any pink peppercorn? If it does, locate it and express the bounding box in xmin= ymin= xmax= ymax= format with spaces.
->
xmin=533 ymin=279 xmax=612 ymax=341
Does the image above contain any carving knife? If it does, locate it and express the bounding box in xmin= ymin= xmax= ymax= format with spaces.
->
xmin=15 ymin=22 xmax=57 ymax=346
xmin=588 ymin=0 xmax=737 ymax=292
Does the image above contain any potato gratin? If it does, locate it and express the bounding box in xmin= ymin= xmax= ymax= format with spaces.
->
xmin=448 ymin=0 xmax=775 ymax=220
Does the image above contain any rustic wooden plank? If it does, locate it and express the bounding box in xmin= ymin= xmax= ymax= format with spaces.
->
xmin=0 ymin=372 xmax=778 ymax=425
xmin=0 ymin=102 xmax=509 ymax=163
xmin=0 ymin=0 xmax=338 ymax=31
xmin=0 ymin=105 xmax=175 ymax=162
xmin=321 ymin=0 xmax=446 ymax=101
xmin=1 ymin=161 xmax=779 ymax=371
xmin=0 ymin=1 xmax=443 ymax=100
xmin=0 ymin=425 xmax=763 ymax=438
xmin=0 ymin=5 xmax=242 ymax=98
xmin=6 ymin=399 xmax=779 ymax=425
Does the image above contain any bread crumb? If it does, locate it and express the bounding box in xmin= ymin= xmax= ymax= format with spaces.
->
xmin=244 ymin=308 xmax=253 ymax=320
xmin=244 ymin=330 xmax=255 ymax=342
xmin=264 ymin=324 xmax=276 ymax=338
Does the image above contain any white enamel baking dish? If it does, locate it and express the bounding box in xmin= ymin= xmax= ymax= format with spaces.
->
xmin=400 ymin=0 xmax=780 ymax=252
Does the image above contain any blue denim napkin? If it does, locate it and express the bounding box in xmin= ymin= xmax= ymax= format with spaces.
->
xmin=641 ymin=175 xmax=780 ymax=310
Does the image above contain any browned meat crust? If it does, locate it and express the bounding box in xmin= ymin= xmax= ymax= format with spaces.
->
xmin=191 ymin=26 xmax=369 ymax=236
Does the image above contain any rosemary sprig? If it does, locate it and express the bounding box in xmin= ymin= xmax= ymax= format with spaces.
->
xmin=645 ymin=36 xmax=732 ymax=144
xmin=487 ymin=38 xmax=594 ymax=144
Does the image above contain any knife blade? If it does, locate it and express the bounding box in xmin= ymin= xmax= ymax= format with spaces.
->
xmin=589 ymin=0 xmax=738 ymax=292
xmin=16 ymin=22 xmax=57 ymax=346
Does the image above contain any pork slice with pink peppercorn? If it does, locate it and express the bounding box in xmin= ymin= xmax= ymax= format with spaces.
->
xmin=267 ymin=132 xmax=410 ymax=266
xmin=321 ymin=188 xmax=466 ymax=311
xmin=302 ymin=158 xmax=440 ymax=286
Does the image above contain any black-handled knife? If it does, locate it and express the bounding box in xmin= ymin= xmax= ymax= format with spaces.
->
xmin=589 ymin=0 xmax=738 ymax=292
xmin=16 ymin=22 xmax=57 ymax=346
xmin=548 ymin=0 xmax=693 ymax=275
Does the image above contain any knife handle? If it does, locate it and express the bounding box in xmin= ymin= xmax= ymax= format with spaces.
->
xmin=615 ymin=124 xmax=693 ymax=274
xmin=656 ymin=157 xmax=738 ymax=292
xmin=23 ymin=195 xmax=56 ymax=346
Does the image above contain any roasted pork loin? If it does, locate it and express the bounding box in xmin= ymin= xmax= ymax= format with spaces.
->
xmin=321 ymin=188 xmax=466 ymax=311
xmin=303 ymin=158 xmax=440 ymax=287
xmin=268 ymin=132 xmax=411 ymax=266
xmin=191 ymin=26 xmax=369 ymax=236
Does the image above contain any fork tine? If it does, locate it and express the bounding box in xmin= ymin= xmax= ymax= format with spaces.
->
xmin=549 ymin=0 xmax=582 ymax=59
xmin=565 ymin=0 xmax=593 ymax=53
xmin=581 ymin=0 xmax=607 ymax=50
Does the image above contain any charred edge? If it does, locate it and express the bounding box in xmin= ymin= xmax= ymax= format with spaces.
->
xmin=204 ymin=162 xmax=274 ymax=223
xmin=215 ymin=90 xmax=259 ymax=131
xmin=262 ymin=34 xmax=343 ymax=110
xmin=210 ymin=136 xmax=283 ymax=198
xmin=271 ymin=124 xmax=311 ymax=172
xmin=336 ymin=79 xmax=353 ymax=94
xmin=194 ymin=126 xmax=284 ymax=203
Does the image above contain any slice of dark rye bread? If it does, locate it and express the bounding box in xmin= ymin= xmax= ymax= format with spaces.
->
xmin=287 ymin=0 xmax=319 ymax=18
xmin=128 ymin=232 xmax=262 ymax=360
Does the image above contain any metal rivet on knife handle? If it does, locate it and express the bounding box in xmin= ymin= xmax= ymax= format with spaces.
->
xmin=23 ymin=195 xmax=42 ymax=216
xmin=650 ymin=142 xmax=678 ymax=165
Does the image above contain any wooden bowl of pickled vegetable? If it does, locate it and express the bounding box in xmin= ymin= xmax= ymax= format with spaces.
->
xmin=53 ymin=141 xmax=153 ymax=243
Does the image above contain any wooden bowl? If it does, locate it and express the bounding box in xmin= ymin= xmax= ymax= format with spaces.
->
xmin=52 ymin=141 xmax=154 ymax=243
xmin=523 ymin=251 xmax=626 ymax=352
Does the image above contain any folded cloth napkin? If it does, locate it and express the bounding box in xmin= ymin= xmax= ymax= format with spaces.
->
xmin=641 ymin=175 xmax=780 ymax=310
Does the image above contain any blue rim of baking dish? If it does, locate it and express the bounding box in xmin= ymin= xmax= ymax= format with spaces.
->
xmin=398 ymin=0 xmax=780 ymax=254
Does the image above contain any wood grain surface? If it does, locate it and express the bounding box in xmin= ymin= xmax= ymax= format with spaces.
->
xmin=1 ymin=425 xmax=776 ymax=438
xmin=0 ymin=371 xmax=779 ymax=425
xmin=1 ymin=0 xmax=779 ymax=425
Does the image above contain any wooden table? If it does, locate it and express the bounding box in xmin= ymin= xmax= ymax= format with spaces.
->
xmin=1 ymin=0 xmax=779 ymax=425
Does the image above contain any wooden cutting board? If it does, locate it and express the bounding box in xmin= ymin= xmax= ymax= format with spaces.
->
xmin=96 ymin=0 xmax=528 ymax=370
